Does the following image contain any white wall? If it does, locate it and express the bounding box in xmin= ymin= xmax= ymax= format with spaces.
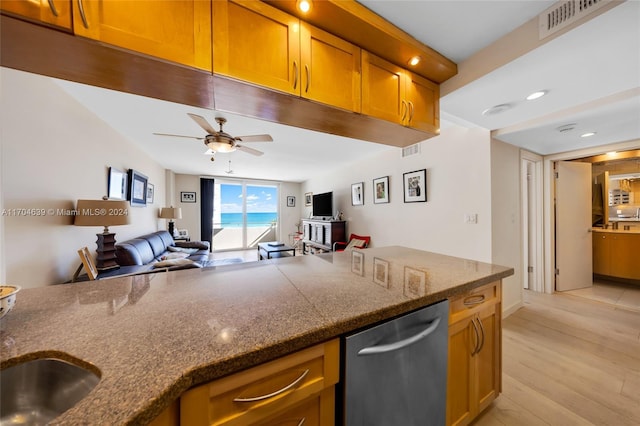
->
xmin=490 ymin=139 xmax=523 ymax=315
xmin=302 ymin=125 xmax=494 ymax=263
xmin=1 ymin=68 xmax=166 ymax=288
xmin=174 ymin=174 xmax=201 ymax=239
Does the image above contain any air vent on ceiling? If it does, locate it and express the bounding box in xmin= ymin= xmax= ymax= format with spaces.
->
xmin=539 ymin=0 xmax=611 ymax=40
xmin=402 ymin=143 xmax=421 ymax=157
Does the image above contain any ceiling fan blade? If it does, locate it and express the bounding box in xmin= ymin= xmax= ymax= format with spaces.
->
xmin=153 ymin=132 xmax=204 ymax=140
xmin=187 ymin=113 xmax=217 ymax=134
xmin=234 ymin=134 xmax=273 ymax=143
xmin=236 ymin=144 xmax=264 ymax=156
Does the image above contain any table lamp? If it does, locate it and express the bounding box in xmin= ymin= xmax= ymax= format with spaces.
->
xmin=159 ymin=206 xmax=182 ymax=237
xmin=74 ymin=197 xmax=131 ymax=271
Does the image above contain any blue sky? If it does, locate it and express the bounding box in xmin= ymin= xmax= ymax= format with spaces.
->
xmin=219 ymin=184 xmax=277 ymax=213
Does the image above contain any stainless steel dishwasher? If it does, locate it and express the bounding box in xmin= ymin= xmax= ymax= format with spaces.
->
xmin=344 ymin=299 xmax=449 ymax=425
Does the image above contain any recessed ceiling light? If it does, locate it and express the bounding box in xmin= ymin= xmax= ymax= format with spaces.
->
xmin=581 ymin=132 xmax=597 ymax=138
xmin=408 ymin=56 xmax=421 ymax=67
xmin=297 ymin=0 xmax=312 ymax=13
xmin=556 ymin=123 xmax=577 ymax=133
xmin=526 ymin=90 xmax=548 ymax=101
xmin=481 ymin=103 xmax=512 ymax=116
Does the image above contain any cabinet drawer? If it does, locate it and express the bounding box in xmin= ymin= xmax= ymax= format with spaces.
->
xmin=255 ymin=387 xmax=334 ymax=426
xmin=449 ymin=282 xmax=499 ymax=320
xmin=181 ymin=339 xmax=339 ymax=426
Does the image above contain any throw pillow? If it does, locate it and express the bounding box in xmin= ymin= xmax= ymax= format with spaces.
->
xmin=345 ymin=238 xmax=367 ymax=250
xmin=167 ymin=246 xmax=199 ymax=254
xmin=175 ymin=241 xmax=209 ymax=250
xmin=153 ymin=258 xmax=200 ymax=268
xmin=161 ymin=252 xmax=189 ymax=260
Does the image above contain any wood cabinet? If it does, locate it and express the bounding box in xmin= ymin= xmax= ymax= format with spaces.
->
xmin=447 ymin=281 xmax=501 ymax=426
xmin=592 ymin=231 xmax=611 ymax=276
xmin=302 ymin=220 xmax=346 ymax=253
xmin=72 ymin=0 xmax=212 ymax=71
xmin=362 ymin=51 xmax=439 ymax=133
xmin=593 ymin=231 xmax=640 ymax=280
xmin=180 ymin=339 xmax=339 ymax=425
xmin=214 ymin=0 xmax=361 ymax=112
xmin=1 ymin=0 xmax=71 ymax=29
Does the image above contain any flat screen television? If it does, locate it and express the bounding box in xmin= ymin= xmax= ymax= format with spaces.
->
xmin=312 ymin=191 xmax=333 ymax=218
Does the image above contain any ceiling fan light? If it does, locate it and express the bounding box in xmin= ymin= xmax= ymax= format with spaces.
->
xmin=206 ymin=141 xmax=236 ymax=153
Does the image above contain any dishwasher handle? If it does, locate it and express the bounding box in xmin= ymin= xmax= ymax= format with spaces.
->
xmin=357 ymin=317 xmax=441 ymax=356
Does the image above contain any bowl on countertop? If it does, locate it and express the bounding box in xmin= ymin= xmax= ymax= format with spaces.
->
xmin=0 ymin=285 xmax=21 ymax=319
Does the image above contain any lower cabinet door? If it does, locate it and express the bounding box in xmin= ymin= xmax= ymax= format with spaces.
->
xmin=447 ymin=318 xmax=474 ymax=426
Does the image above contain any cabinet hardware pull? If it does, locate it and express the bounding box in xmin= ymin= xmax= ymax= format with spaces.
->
xmin=77 ymin=0 xmax=89 ymax=28
xmin=233 ymin=369 xmax=310 ymax=403
xmin=293 ymin=61 xmax=298 ymax=90
xmin=476 ymin=316 xmax=486 ymax=354
xmin=470 ymin=317 xmax=480 ymax=355
xmin=304 ymin=64 xmax=310 ymax=93
xmin=297 ymin=418 xmax=306 ymax=426
xmin=401 ymin=100 xmax=408 ymax=122
xmin=47 ymin=0 xmax=59 ymax=17
xmin=408 ymin=101 xmax=414 ymax=122
xmin=357 ymin=317 xmax=441 ymax=356
xmin=463 ymin=294 xmax=485 ymax=307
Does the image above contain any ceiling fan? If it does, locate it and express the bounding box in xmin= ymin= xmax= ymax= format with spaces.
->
xmin=153 ymin=113 xmax=273 ymax=158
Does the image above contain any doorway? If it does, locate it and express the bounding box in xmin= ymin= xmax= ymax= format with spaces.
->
xmin=521 ymin=151 xmax=543 ymax=292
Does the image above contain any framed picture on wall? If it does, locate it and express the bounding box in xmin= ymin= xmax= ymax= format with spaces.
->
xmin=305 ymin=192 xmax=312 ymax=206
xmin=107 ymin=167 xmax=127 ymax=200
xmin=128 ymin=169 xmax=148 ymax=207
xmin=351 ymin=182 xmax=364 ymax=206
xmin=287 ymin=196 xmax=295 ymax=207
xmin=373 ymin=176 xmax=389 ymax=204
xmin=146 ymin=183 xmax=154 ymax=204
xmin=403 ymin=169 xmax=427 ymax=203
xmin=181 ymin=191 xmax=196 ymax=203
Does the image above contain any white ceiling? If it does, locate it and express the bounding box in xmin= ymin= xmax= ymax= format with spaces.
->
xmin=53 ymin=0 xmax=640 ymax=182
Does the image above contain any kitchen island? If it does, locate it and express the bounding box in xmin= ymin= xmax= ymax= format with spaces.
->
xmin=0 ymin=246 xmax=513 ymax=425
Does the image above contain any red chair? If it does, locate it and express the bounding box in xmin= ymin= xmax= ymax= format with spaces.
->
xmin=333 ymin=234 xmax=371 ymax=252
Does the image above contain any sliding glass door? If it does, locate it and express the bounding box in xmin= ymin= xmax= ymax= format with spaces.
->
xmin=212 ymin=180 xmax=278 ymax=251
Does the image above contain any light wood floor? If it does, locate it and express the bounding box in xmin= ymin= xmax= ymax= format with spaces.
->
xmin=474 ymin=289 xmax=640 ymax=426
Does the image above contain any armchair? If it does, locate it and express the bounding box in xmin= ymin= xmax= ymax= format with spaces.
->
xmin=333 ymin=234 xmax=371 ymax=252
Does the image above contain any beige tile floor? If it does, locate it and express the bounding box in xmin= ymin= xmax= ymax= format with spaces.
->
xmin=564 ymin=278 xmax=640 ymax=312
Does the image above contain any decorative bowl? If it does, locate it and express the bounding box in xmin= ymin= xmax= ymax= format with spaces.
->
xmin=0 ymin=285 xmax=21 ymax=319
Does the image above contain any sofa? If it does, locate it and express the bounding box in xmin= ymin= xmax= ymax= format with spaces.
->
xmin=115 ymin=230 xmax=211 ymax=274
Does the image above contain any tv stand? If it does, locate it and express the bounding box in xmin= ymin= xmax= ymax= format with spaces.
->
xmin=301 ymin=219 xmax=346 ymax=254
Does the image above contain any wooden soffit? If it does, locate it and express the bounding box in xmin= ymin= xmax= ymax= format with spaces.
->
xmin=264 ymin=0 xmax=457 ymax=84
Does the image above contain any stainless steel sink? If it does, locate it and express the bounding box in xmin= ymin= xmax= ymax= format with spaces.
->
xmin=0 ymin=358 xmax=100 ymax=425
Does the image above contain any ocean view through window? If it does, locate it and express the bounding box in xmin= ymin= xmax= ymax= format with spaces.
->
xmin=213 ymin=181 xmax=278 ymax=250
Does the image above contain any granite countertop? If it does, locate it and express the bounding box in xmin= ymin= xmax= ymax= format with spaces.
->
xmin=0 ymin=246 xmax=513 ymax=425
xmin=593 ymin=227 xmax=640 ymax=234
xmin=608 ymin=217 xmax=640 ymax=222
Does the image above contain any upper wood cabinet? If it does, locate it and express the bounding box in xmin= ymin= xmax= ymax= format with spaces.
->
xmin=214 ymin=0 xmax=361 ymax=112
xmin=1 ymin=0 xmax=71 ymax=29
xmin=362 ymin=51 xmax=439 ymax=133
xmin=72 ymin=0 xmax=212 ymax=71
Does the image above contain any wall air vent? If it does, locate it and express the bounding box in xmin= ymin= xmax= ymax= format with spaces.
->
xmin=539 ymin=0 xmax=611 ymax=40
xmin=402 ymin=143 xmax=421 ymax=157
